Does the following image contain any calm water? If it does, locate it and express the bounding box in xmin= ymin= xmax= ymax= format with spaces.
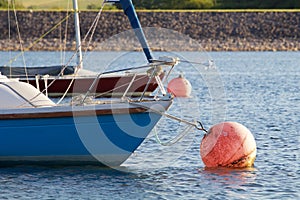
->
xmin=0 ymin=51 xmax=299 ymax=199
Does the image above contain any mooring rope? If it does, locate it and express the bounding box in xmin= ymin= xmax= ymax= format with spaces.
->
xmin=21 ymin=2 xmax=107 ymax=106
xmin=82 ymin=1 xmax=106 ymax=59
xmin=154 ymin=124 xmax=195 ymax=146
xmin=7 ymin=2 xmax=12 ymax=77
xmin=130 ymin=100 xmax=207 ymax=139
xmin=57 ymin=0 xmax=107 ymax=104
xmin=12 ymin=2 xmax=28 ymax=83
xmin=60 ymin=0 xmax=71 ymax=66
xmin=4 ymin=12 xmax=73 ymax=68
xmin=128 ymin=100 xmax=208 ymax=146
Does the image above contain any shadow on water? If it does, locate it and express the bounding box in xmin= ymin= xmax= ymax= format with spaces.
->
xmin=198 ymin=167 xmax=258 ymax=185
xmin=0 ymin=165 xmax=132 ymax=177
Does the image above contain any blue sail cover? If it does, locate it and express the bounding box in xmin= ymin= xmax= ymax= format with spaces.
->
xmin=0 ymin=66 xmax=76 ymax=78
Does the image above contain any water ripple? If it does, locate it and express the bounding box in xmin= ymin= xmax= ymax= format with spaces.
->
xmin=0 ymin=51 xmax=299 ymax=199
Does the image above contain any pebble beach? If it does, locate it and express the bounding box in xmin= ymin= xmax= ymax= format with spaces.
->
xmin=0 ymin=10 xmax=299 ymax=51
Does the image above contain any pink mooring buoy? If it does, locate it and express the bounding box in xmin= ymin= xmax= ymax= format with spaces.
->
xmin=200 ymin=122 xmax=257 ymax=168
xmin=167 ymin=74 xmax=192 ymax=97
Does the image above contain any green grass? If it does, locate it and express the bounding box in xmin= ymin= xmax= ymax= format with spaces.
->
xmin=134 ymin=9 xmax=300 ymax=12
xmin=16 ymin=0 xmax=104 ymax=10
xmin=8 ymin=1 xmax=300 ymax=11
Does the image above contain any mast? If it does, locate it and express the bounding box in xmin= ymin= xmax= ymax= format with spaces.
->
xmin=119 ymin=0 xmax=154 ymax=63
xmin=72 ymin=0 xmax=83 ymax=69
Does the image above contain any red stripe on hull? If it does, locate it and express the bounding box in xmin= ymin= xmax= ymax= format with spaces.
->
xmin=23 ymin=74 xmax=160 ymax=97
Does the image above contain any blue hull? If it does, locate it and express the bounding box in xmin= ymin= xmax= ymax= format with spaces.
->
xmin=0 ymin=107 xmax=164 ymax=166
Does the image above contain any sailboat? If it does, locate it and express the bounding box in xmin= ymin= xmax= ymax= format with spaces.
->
xmin=0 ymin=0 xmax=161 ymax=98
xmin=0 ymin=0 xmax=175 ymax=166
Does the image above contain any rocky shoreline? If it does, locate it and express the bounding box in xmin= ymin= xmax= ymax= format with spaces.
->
xmin=0 ymin=10 xmax=299 ymax=51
